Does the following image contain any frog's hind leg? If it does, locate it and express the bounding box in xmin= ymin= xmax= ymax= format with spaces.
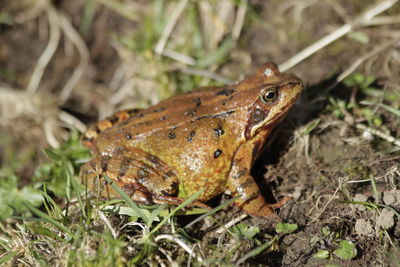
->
xmin=80 ymin=148 xmax=209 ymax=209
xmin=82 ymin=108 xmax=142 ymax=147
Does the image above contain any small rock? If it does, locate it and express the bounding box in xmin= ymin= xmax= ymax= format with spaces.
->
xmin=353 ymin=194 xmax=368 ymax=211
xmin=376 ymin=208 xmax=395 ymax=231
xmin=393 ymin=190 xmax=400 ymax=207
xmin=383 ymin=191 xmax=396 ymax=206
xmin=362 ymin=130 xmax=373 ymax=141
xmin=355 ymin=218 xmax=374 ymax=236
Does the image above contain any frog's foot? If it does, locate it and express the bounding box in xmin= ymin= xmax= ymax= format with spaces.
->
xmin=236 ymin=194 xmax=281 ymax=220
xmin=227 ymin=168 xmax=282 ymax=219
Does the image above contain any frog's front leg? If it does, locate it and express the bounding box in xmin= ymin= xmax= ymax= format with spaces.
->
xmin=227 ymin=142 xmax=279 ymax=218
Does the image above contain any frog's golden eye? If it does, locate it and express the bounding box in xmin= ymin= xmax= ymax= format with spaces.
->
xmin=261 ymin=89 xmax=278 ymax=103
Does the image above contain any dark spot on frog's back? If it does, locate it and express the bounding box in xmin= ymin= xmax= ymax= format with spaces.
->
xmin=109 ymin=116 xmax=119 ymax=124
xmin=188 ymin=130 xmax=196 ymax=142
xmin=216 ymin=88 xmax=235 ymax=96
xmin=213 ymin=124 xmax=225 ymax=137
xmin=168 ymin=132 xmax=176 ymax=139
xmin=192 ymin=98 xmax=202 ymax=107
xmin=214 ymin=149 xmax=222 ymax=158
xmin=184 ymin=109 xmax=197 ymax=116
xmin=222 ymin=95 xmax=234 ymax=106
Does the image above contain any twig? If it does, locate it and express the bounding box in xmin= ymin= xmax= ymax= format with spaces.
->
xmin=232 ymin=0 xmax=247 ymax=40
xmin=279 ymin=0 xmax=399 ymax=71
xmin=26 ymin=6 xmax=60 ymax=94
xmin=335 ymin=38 xmax=399 ymax=84
xmin=43 ymin=118 xmax=59 ymax=148
xmin=58 ymin=111 xmax=87 ymax=133
xmin=214 ymin=213 xmax=248 ymax=234
xmin=162 ymin=49 xmax=196 ymax=65
xmin=155 ymin=0 xmax=189 ymax=55
xmin=311 ymin=183 xmax=341 ymax=222
xmin=58 ymin=12 xmax=89 ymax=104
xmin=98 ymin=211 xmax=118 ymax=239
xmin=356 ymin=123 xmax=400 ymax=148
xmin=363 ymin=15 xmax=400 ymax=26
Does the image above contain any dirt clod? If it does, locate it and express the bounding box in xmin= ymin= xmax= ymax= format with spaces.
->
xmin=355 ymin=219 xmax=374 ymax=237
xmin=376 ymin=208 xmax=395 ymax=231
xmin=353 ymin=194 xmax=368 ymax=211
xmin=383 ymin=191 xmax=397 ymax=206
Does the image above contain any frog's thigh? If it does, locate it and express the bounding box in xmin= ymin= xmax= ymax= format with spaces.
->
xmin=80 ymin=157 xmax=151 ymax=202
xmin=227 ymin=143 xmax=277 ymax=218
xmin=81 ymin=148 xmax=180 ymax=203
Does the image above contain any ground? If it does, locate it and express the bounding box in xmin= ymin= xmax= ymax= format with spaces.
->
xmin=0 ymin=0 xmax=399 ymax=266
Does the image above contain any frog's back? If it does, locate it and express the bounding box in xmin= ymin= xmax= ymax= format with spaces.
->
xmin=82 ymin=83 xmax=259 ymax=151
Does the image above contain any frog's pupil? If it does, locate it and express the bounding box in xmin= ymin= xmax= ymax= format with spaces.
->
xmin=265 ymin=91 xmax=276 ymax=100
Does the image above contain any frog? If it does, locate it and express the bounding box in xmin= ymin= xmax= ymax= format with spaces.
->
xmin=80 ymin=62 xmax=303 ymax=217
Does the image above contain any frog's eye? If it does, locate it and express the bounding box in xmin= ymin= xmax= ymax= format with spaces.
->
xmin=261 ymin=89 xmax=278 ymax=103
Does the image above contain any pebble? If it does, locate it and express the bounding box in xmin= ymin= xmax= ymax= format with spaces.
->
xmin=376 ymin=208 xmax=395 ymax=231
xmin=353 ymin=194 xmax=368 ymax=211
xmin=355 ymin=219 xmax=374 ymax=236
xmin=383 ymin=191 xmax=396 ymax=206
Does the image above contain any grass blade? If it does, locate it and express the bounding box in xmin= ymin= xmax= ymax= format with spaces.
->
xmin=151 ymin=189 xmax=204 ymax=234
xmin=235 ymin=235 xmax=278 ymax=265
xmin=23 ymin=201 xmax=73 ymax=237
xmin=103 ymin=175 xmax=149 ymax=223
xmin=184 ymin=196 xmax=238 ymax=229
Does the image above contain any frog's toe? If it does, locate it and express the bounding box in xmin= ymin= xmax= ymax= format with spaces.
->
xmin=269 ymin=196 xmax=291 ymax=209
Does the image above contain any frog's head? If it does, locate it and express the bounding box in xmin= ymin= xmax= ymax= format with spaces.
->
xmin=238 ymin=62 xmax=303 ymax=140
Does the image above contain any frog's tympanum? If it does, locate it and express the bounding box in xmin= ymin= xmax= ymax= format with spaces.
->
xmin=80 ymin=63 xmax=303 ymax=217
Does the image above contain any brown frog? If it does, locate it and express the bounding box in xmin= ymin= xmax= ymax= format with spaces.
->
xmin=80 ymin=62 xmax=303 ymax=217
